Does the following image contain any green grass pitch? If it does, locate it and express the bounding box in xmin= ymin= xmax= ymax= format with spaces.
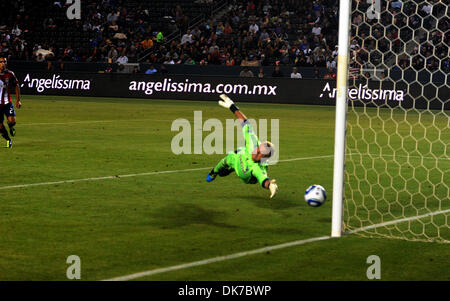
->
xmin=0 ymin=95 xmax=448 ymax=280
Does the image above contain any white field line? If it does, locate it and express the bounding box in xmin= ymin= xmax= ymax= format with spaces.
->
xmin=19 ymin=119 xmax=173 ymax=126
xmin=0 ymin=155 xmax=334 ymax=190
xmin=102 ymin=235 xmax=332 ymax=281
xmin=102 ymin=208 xmax=450 ymax=281
xmin=0 ymin=167 xmax=213 ymax=190
xmin=1 ymin=153 xmax=448 ymax=190
xmin=344 ymin=208 xmax=450 ymax=235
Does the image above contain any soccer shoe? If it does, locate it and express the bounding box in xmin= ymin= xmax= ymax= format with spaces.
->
xmin=6 ymin=140 xmax=12 ymax=148
xmin=206 ymin=173 xmax=216 ymax=182
xmin=9 ymin=126 xmax=15 ymax=137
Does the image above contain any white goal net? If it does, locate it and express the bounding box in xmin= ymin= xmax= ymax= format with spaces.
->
xmin=343 ymin=0 xmax=449 ymax=243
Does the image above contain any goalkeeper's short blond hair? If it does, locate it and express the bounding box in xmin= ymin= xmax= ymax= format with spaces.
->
xmin=260 ymin=141 xmax=275 ymax=158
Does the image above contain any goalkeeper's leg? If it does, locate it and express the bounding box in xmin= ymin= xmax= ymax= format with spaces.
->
xmin=206 ymin=155 xmax=234 ymax=182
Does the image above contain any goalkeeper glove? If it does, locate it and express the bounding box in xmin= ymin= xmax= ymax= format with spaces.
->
xmin=219 ymin=94 xmax=239 ymax=113
xmin=269 ymin=179 xmax=278 ymax=199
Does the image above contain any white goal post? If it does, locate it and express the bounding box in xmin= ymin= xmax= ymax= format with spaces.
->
xmin=331 ymin=0 xmax=351 ymax=238
xmin=332 ymin=0 xmax=449 ymax=243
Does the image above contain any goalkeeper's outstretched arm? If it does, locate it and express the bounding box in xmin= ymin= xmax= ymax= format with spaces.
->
xmin=218 ymin=94 xmax=278 ymax=199
xmin=219 ymin=94 xmax=247 ymax=123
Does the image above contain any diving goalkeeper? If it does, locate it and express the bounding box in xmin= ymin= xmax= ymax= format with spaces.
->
xmin=206 ymin=94 xmax=278 ymax=199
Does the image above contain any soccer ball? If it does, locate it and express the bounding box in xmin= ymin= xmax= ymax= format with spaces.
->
xmin=304 ymin=185 xmax=327 ymax=207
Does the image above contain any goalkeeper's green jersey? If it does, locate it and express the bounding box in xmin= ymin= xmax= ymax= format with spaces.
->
xmin=226 ymin=120 xmax=269 ymax=187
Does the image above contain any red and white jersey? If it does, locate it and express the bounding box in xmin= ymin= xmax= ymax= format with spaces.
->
xmin=0 ymin=70 xmax=19 ymax=105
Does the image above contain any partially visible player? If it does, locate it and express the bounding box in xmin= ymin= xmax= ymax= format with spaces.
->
xmin=206 ymin=94 xmax=278 ymax=199
xmin=0 ymin=57 xmax=21 ymax=148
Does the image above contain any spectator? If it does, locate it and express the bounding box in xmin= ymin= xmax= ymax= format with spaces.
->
xmin=350 ymin=39 xmax=360 ymax=51
xmin=260 ymin=54 xmax=269 ymax=66
xmin=249 ymin=20 xmax=259 ymax=35
xmin=246 ymin=1 xmax=256 ymax=12
xmin=323 ymin=67 xmax=337 ymax=79
xmin=184 ymin=57 xmax=196 ymax=65
xmin=332 ymin=45 xmax=339 ymax=58
xmin=107 ymin=10 xmax=119 ymax=23
xmin=208 ymin=42 xmax=219 ymax=55
xmin=223 ymin=23 xmax=233 ymax=35
xmin=216 ymin=21 xmax=225 ymax=35
xmin=104 ymin=64 xmax=113 ymax=73
xmin=241 ymin=55 xmax=251 ymax=66
xmin=108 ymin=46 xmax=118 ymax=63
xmin=181 ymin=30 xmax=193 ymax=45
xmin=240 ymin=66 xmax=254 ymax=77
xmin=109 ymin=21 xmax=119 ymax=32
xmin=117 ymin=64 xmax=127 ymax=73
xmin=313 ymin=68 xmax=321 ymax=79
xmin=145 ymin=65 xmax=158 ymax=74
xmin=246 ymin=55 xmax=260 ymax=67
xmin=192 ymin=26 xmax=202 ymax=39
xmin=272 ymin=65 xmax=284 ymax=77
xmin=326 ymin=56 xmax=337 ymax=70
xmin=127 ymin=45 xmax=138 ymax=63
xmin=311 ymin=23 xmax=322 ymax=36
xmin=116 ymin=53 xmax=128 ymax=65
xmin=156 ymin=31 xmax=164 ymax=43
xmin=225 ymin=55 xmax=235 ymax=66
xmin=391 ymin=1 xmax=402 ymax=9
xmin=163 ymin=56 xmax=175 ymax=64
xmin=36 ymin=53 xmax=45 ymax=62
xmin=132 ymin=66 xmax=140 ymax=74
xmin=208 ymin=48 xmax=221 ymax=65
xmin=141 ymin=37 xmax=154 ymax=50
xmin=290 ymin=67 xmax=302 ymax=79
xmin=257 ymin=67 xmax=265 ymax=78
xmin=63 ymin=45 xmax=74 ymax=61
xmin=11 ymin=24 xmax=22 ymax=37
xmin=263 ymin=1 xmax=272 ymax=15
xmin=259 ymin=29 xmax=269 ymax=42
xmin=421 ymin=3 xmax=432 ymax=14
xmin=160 ymin=64 xmax=169 ymax=74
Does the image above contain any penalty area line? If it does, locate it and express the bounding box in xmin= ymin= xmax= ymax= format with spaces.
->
xmin=0 ymin=167 xmax=212 ymax=190
xmin=20 ymin=118 xmax=174 ymax=126
xmin=0 ymin=154 xmax=334 ymax=190
xmin=2 ymin=152 xmax=445 ymax=191
xmin=102 ymin=208 xmax=450 ymax=281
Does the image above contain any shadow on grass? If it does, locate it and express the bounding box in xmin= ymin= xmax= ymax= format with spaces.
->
xmin=149 ymin=203 xmax=238 ymax=229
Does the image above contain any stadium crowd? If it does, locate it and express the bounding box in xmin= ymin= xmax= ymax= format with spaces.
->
xmin=142 ymin=0 xmax=341 ymax=70
xmin=0 ymin=1 xmax=340 ymax=70
xmin=0 ymin=0 xmax=448 ymax=75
